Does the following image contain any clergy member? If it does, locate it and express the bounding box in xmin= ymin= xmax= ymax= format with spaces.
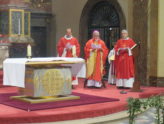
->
xmin=84 ymin=30 xmax=108 ymax=88
xmin=57 ymin=28 xmax=80 ymax=57
xmin=108 ymin=48 xmax=116 ymax=85
xmin=57 ymin=28 xmax=80 ymax=86
xmin=115 ymin=30 xmax=137 ymax=88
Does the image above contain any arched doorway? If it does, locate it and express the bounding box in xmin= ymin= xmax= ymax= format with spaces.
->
xmin=88 ymin=1 xmax=120 ymax=50
xmin=80 ymin=0 xmax=126 ymax=52
xmin=80 ymin=0 xmax=126 ymax=79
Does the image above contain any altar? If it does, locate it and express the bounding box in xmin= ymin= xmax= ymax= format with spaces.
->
xmin=3 ymin=57 xmax=86 ymax=103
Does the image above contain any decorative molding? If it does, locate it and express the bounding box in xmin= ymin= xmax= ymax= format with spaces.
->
xmin=79 ymin=0 xmax=126 ymax=56
xmin=25 ymin=0 xmax=52 ymax=12
xmin=149 ymin=76 xmax=164 ymax=87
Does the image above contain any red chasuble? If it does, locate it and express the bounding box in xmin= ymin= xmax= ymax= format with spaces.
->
xmin=57 ymin=37 xmax=80 ymax=57
xmin=114 ymin=38 xmax=136 ymax=79
xmin=84 ymin=39 xmax=108 ymax=82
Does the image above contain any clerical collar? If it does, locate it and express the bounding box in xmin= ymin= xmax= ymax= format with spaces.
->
xmin=64 ymin=35 xmax=73 ymax=40
xmin=122 ymin=37 xmax=129 ymax=40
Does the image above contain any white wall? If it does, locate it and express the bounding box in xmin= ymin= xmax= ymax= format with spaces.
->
xmin=157 ymin=0 xmax=164 ymax=77
xmin=52 ymin=0 xmax=87 ymax=42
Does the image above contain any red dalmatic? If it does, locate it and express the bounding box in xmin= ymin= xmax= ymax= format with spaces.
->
xmin=114 ymin=38 xmax=136 ymax=79
xmin=57 ymin=37 xmax=80 ymax=57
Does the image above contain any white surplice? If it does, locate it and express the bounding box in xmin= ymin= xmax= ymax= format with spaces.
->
xmin=108 ymin=49 xmax=116 ymax=85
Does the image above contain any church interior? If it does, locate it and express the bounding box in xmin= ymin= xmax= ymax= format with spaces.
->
xmin=0 ymin=0 xmax=164 ymax=124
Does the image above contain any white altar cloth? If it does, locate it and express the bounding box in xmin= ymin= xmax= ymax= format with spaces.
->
xmin=3 ymin=57 xmax=86 ymax=88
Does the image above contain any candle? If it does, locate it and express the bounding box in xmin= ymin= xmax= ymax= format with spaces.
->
xmin=18 ymin=19 xmax=21 ymax=35
xmin=27 ymin=44 xmax=32 ymax=58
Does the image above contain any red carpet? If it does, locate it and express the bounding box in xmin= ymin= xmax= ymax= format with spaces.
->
xmin=0 ymin=93 xmax=18 ymax=103
xmin=0 ymin=70 xmax=3 ymax=87
xmin=0 ymin=92 xmax=119 ymax=111
xmin=0 ymin=78 xmax=163 ymax=124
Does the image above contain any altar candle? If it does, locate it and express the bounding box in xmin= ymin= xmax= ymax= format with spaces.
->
xmin=18 ymin=19 xmax=21 ymax=35
xmin=27 ymin=44 xmax=32 ymax=57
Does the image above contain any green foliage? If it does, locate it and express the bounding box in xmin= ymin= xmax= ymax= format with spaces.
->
xmin=128 ymin=98 xmax=143 ymax=124
xmin=127 ymin=95 xmax=164 ymax=124
xmin=148 ymin=96 xmax=163 ymax=124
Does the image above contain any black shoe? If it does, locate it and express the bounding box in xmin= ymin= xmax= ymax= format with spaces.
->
xmin=120 ymin=90 xmax=127 ymax=94
xmin=117 ymin=86 xmax=124 ymax=89
xmin=124 ymin=87 xmax=131 ymax=89
xmin=87 ymin=86 xmax=95 ymax=88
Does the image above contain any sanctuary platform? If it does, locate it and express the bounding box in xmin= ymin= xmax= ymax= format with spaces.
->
xmin=0 ymin=75 xmax=164 ymax=124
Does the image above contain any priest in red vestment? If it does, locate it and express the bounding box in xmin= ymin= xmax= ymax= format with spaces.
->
xmin=114 ymin=30 xmax=137 ymax=88
xmin=84 ymin=31 xmax=108 ymax=88
xmin=57 ymin=28 xmax=80 ymax=85
xmin=57 ymin=28 xmax=80 ymax=57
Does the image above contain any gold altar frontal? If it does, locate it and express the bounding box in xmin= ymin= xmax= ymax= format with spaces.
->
xmin=13 ymin=60 xmax=82 ymax=103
